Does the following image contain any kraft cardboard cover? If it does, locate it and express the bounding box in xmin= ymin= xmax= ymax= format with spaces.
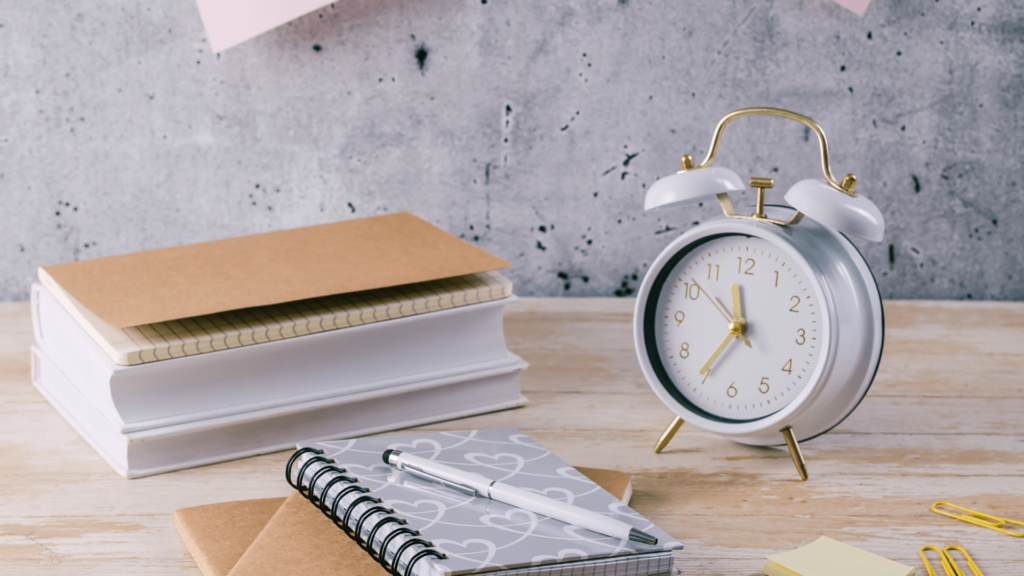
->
xmin=41 ymin=212 xmax=510 ymax=329
xmin=575 ymin=466 xmax=632 ymax=503
xmin=173 ymin=497 xmax=287 ymax=576
xmin=228 ymin=492 xmax=386 ymax=576
xmin=173 ymin=468 xmax=631 ymax=576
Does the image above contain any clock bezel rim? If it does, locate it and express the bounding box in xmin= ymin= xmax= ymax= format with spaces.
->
xmin=793 ymin=230 xmax=885 ymax=443
xmin=636 ymin=219 xmax=836 ymax=434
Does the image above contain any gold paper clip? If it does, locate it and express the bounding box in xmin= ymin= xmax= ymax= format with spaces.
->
xmin=944 ymin=546 xmax=984 ymax=576
xmin=919 ymin=546 xmax=957 ymax=576
xmin=931 ymin=501 xmax=1024 ymax=537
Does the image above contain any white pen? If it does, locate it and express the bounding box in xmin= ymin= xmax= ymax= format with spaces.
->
xmin=382 ymin=449 xmax=658 ymax=545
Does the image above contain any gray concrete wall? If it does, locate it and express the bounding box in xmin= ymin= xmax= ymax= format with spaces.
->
xmin=2 ymin=0 xmax=1022 ymax=300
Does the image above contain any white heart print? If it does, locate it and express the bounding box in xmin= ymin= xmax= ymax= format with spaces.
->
xmin=463 ymin=452 xmax=525 ymax=481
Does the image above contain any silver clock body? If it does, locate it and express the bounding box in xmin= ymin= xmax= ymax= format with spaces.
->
xmin=633 ymin=206 xmax=884 ymax=446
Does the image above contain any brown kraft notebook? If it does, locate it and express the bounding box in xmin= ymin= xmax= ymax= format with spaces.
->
xmin=173 ymin=467 xmax=632 ymax=576
xmin=42 ymin=212 xmax=509 ymax=329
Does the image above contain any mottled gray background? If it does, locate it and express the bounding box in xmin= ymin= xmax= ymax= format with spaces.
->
xmin=2 ymin=0 xmax=1021 ymax=300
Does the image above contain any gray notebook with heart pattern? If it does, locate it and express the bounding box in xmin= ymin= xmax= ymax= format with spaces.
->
xmin=289 ymin=429 xmax=681 ymax=576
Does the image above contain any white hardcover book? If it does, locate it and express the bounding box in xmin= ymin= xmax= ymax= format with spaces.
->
xmin=31 ymin=345 xmax=528 ymax=478
xmin=32 ymin=283 xmax=520 ymax=431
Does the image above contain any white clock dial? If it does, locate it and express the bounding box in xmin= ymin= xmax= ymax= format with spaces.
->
xmin=653 ymin=235 xmax=827 ymax=421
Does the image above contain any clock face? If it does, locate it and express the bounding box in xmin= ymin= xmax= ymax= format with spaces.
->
xmin=650 ymin=234 xmax=828 ymax=421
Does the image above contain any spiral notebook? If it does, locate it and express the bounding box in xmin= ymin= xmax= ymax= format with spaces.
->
xmin=170 ymin=467 xmax=633 ymax=576
xmin=288 ymin=429 xmax=681 ymax=576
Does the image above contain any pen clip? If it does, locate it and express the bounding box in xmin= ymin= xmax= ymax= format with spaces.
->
xmin=401 ymin=464 xmax=478 ymax=496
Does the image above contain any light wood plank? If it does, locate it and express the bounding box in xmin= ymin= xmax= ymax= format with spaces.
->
xmin=1 ymin=299 xmax=1022 ymax=575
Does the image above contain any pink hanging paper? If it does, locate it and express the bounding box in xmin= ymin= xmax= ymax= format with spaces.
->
xmin=833 ymin=0 xmax=870 ymax=16
xmin=195 ymin=0 xmax=333 ymax=53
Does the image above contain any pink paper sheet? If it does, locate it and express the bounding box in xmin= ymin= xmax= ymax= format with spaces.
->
xmin=833 ymin=0 xmax=870 ymax=16
xmin=195 ymin=0 xmax=333 ymax=53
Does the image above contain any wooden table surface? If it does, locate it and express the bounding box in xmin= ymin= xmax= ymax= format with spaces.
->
xmin=1 ymin=298 xmax=1022 ymax=574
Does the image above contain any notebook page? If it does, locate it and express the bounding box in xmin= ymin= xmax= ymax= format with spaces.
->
xmin=40 ymin=271 xmax=512 ymax=367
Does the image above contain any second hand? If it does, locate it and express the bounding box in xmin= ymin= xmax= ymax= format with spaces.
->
xmin=691 ymin=280 xmax=732 ymax=322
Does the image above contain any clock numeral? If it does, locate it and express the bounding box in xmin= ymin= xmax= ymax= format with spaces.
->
xmin=707 ymin=264 xmax=720 ymax=281
xmin=674 ymin=311 xmax=685 ymax=326
xmin=727 ymin=382 xmax=738 ymax=398
xmin=679 ymin=342 xmax=690 ymax=359
xmin=738 ymin=257 xmax=755 ymax=275
xmin=702 ymin=369 xmax=711 ymax=384
xmin=682 ymin=282 xmax=701 ymax=300
xmin=795 ymin=329 xmax=806 ymax=345
xmin=774 ymin=270 xmax=779 ymax=287
xmin=789 ymin=295 xmax=801 ymax=312
xmin=759 ymin=377 xmax=770 ymax=394
xmin=782 ymin=359 xmax=793 ymax=374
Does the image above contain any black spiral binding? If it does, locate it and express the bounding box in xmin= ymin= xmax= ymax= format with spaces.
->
xmin=307 ymin=465 xmax=349 ymax=506
xmin=391 ymin=538 xmax=435 ymax=576
xmin=378 ymin=527 xmax=420 ymax=568
xmin=325 ymin=483 xmax=367 ymax=517
xmin=404 ymin=549 xmax=448 ymax=576
xmin=285 ymin=447 xmax=323 ymax=489
xmin=355 ymin=505 xmax=394 ymax=549
xmin=296 ymin=456 xmax=333 ymax=498
xmin=341 ymin=495 xmax=383 ymax=536
xmin=288 ymin=448 xmax=447 ymax=576
xmin=367 ymin=517 xmax=407 ymax=560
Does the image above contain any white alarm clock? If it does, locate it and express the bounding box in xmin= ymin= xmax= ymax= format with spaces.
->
xmin=634 ymin=108 xmax=885 ymax=480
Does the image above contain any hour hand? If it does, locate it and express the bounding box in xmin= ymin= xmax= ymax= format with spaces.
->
xmin=717 ymin=295 xmax=752 ymax=348
xmin=730 ymin=284 xmax=752 ymax=348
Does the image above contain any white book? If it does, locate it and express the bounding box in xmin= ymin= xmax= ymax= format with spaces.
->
xmin=32 ymin=283 xmax=521 ymax=431
xmin=31 ymin=345 xmax=528 ymax=478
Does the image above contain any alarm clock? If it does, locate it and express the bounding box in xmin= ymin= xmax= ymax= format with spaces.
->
xmin=634 ymin=108 xmax=885 ymax=480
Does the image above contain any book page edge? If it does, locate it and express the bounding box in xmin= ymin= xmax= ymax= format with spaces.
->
xmin=36 ymin=270 xmax=135 ymax=366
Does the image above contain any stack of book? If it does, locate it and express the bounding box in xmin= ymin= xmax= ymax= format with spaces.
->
xmin=30 ymin=213 xmax=527 ymax=478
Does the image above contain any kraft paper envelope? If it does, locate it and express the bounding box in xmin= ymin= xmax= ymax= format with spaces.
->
xmin=41 ymin=212 xmax=509 ymax=329
xmin=173 ymin=467 xmax=632 ymax=576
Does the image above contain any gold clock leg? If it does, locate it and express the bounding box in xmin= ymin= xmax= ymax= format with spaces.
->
xmin=780 ymin=427 xmax=808 ymax=481
xmin=654 ymin=417 xmax=684 ymax=454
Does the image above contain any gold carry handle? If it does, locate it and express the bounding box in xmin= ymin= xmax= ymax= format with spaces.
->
xmin=680 ymin=107 xmax=858 ymax=198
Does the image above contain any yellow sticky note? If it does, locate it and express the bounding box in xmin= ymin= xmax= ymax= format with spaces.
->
xmin=765 ymin=536 xmax=915 ymax=576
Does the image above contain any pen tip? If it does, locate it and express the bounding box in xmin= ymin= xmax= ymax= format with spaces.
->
xmin=628 ymin=528 xmax=658 ymax=546
xmin=382 ymin=449 xmax=393 ymax=465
